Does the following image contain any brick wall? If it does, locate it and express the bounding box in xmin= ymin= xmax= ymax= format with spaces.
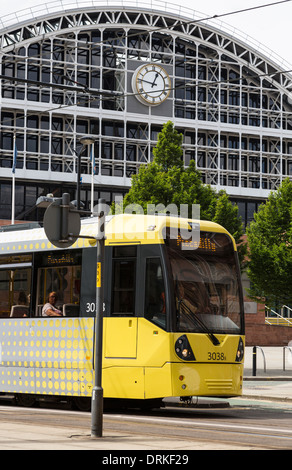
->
xmin=0 ymin=220 xmax=25 ymax=226
xmin=245 ymin=301 xmax=292 ymax=346
xmin=245 ymin=323 xmax=292 ymax=346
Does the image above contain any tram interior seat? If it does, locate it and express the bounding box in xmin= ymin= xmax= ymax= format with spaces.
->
xmin=36 ymin=305 xmax=43 ymax=316
xmin=10 ymin=305 xmax=29 ymax=318
xmin=63 ymin=304 xmax=79 ymax=317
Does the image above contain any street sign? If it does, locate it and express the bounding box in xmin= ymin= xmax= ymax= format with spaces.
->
xmin=43 ymin=193 xmax=80 ymax=248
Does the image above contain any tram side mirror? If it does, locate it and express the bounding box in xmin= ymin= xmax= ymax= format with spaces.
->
xmin=43 ymin=193 xmax=81 ymax=248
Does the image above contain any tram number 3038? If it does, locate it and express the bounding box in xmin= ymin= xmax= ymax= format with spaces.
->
xmin=86 ymin=302 xmax=106 ymax=313
xmin=208 ymin=352 xmax=226 ymax=361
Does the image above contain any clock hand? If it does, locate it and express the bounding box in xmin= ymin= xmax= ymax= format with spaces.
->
xmin=141 ymin=79 xmax=158 ymax=86
xmin=151 ymin=72 xmax=159 ymax=88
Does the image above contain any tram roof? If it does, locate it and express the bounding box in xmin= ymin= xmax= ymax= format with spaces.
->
xmin=0 ymin=214 xmax=234 ymax=255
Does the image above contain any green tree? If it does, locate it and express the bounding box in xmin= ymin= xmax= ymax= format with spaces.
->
xmin=114 ymin=121 xmax=246 ymax=263
xmin=246 ymin=178 xmax=292 ymax=306
xmin=152 ymin=118 xmax=183 ymax=170
xmin=121 ymin=121 xmax=215 ymax=217
xmin=212 ymin=190 xmax=243 ymax=242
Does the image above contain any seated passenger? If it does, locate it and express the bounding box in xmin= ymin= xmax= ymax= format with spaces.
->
xmin=18 ymin=291 xmax=28 ymax=306
xmin=42 ymin=292 xmax=63 ymax=317
xmin=10 ymin=291 xmax=29 ymax=317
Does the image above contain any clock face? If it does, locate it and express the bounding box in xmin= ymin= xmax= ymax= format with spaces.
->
xmin=131 ymin=63 xmax=171 ymax=106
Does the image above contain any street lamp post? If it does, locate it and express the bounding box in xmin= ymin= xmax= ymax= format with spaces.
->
xmin=76 ymin=136 xmax=96 ymax=210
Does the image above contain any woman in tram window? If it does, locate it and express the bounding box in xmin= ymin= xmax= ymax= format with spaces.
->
xmin=42 ymin=292 xmax=63 ymax=317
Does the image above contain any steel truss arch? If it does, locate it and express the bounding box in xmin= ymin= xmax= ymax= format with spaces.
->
xmin=1 ymin=1 xmax=292 ymax=222
xmin=0 ymin=5 xmax=291 ymax=91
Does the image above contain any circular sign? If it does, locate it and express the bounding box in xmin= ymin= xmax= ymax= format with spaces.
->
xmin=44 ymin=199 xmax=80 ymax=248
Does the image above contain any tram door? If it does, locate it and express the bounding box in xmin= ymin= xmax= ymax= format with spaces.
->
xmin=103 ymin=244 xmax=168 ymax=359
xmin=104 ymin=245 xmax=138 ymax=358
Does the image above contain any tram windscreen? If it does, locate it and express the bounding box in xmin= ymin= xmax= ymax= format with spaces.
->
xmin=165 ymin=230 xmax=243 ymax=334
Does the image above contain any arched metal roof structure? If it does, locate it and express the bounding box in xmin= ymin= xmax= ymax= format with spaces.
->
xmin=0 ymin=1 xmax=291 ymax=222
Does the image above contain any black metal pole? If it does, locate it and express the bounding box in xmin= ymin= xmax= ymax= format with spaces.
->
xmin=252 ymin=346 xmax=257 ymax=377
xmin=91 ymin=199 xmax=105 ymax=438
xmin=76 ymin=149 xmax=82 ymax=211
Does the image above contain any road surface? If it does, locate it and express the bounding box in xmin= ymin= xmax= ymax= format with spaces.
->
xmin=0 ymin=396 xmax=292 ymax=450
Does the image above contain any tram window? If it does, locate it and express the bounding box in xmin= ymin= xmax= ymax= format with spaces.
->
xmin=35 ymin=250 xmax=81 ymax=317
xmin=111 ymin=246 xmax=137 ymax=315
xmin=80 ymin=247 xmax=97 ymax=317
xmin=0 ymin=255 xmax=32 ymax=318
xmin=0 ymin=270 xmax=10 ymax=317
xmin=113 ymin=246 xmax=137 ymax=258
xmin=144 ymin=258 xmax=166 ymax=329
xmin=37 ymin=265 xmax=81 ymax=316
xmin=165 ymin=232 xmax=243 ymax=334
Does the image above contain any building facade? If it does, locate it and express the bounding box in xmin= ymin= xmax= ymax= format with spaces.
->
xmin=1 ymin=1 xmax=292 ymax=223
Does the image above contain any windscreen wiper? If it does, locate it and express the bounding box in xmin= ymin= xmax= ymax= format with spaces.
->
xmin=178 ymin=298 xmax=220 ymax=346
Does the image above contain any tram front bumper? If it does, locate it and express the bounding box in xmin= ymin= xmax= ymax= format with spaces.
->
xmin=143 ymin=361 xmax=243 ymax=399
xmin=169 ymin=362 xmax=244 ymax=398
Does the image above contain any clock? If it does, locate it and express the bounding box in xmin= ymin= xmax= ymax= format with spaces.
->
xmin=131 ymin=63 xmax=171 ymax=106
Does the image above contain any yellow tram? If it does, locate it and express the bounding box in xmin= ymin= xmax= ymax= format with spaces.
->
xmin=0 ymin=214 xmax=244 ymax=408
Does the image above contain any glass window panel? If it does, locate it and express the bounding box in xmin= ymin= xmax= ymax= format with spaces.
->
xmin=145 ymin=258 xmax=166 ymax=329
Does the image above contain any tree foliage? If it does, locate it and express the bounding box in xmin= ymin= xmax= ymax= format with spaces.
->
xmin=246 ymin=178 xmax=292 ymax=306
xmin=114 ymin=121 xmax=246 ymax=264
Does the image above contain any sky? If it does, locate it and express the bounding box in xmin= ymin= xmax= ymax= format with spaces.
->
xmin=0 ymin=0 xmax=292 ymax=67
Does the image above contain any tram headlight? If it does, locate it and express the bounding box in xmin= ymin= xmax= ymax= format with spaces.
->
xmin=235 ymin=337 xmax=244 ymax=362
xmin=175 ymin=335 xmax=195 ymax=361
